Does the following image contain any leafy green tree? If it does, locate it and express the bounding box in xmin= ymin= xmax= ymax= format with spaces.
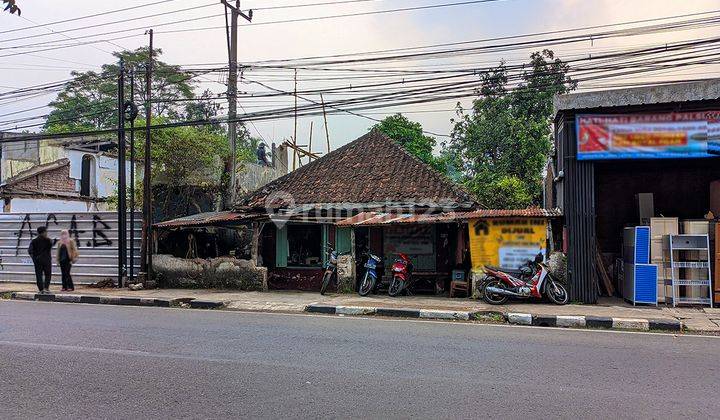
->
xmin=445 ymin=49 xmax=576 ymax=208
xmin=372 ymin=114 xmax=446 ymax=172
xmin=45 ymin=47 xmax=195 ymax=132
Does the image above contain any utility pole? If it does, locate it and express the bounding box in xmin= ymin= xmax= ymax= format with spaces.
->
xmin=128 ymin=70 xmax=136 ymax=284
xmin=222 ymin=0 xmax=252 ymax=205
xmin=117 ymin=59 xmax=127 ymax=288
xmin=141 ymin=29 xmax=153 ymax=283
xmin=293 ymin=69 xmax=298 ymax=170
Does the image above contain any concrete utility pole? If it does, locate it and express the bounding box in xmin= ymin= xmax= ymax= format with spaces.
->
xmin=222 ymin=0 xmax=252 ymax=205
xmin=117 ymin=59 xmax=126 ymax=288
xmin=141 ymin=29 xmax=153 ymax=282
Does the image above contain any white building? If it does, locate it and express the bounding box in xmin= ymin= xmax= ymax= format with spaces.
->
xmin=0 ymin=133 xmax=139 ymax=213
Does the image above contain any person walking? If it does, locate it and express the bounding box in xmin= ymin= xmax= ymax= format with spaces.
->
xmin=57 ymin=229 xmax=79 ymax=292
xmin=28 ymin=226 xmax=53 ymax=293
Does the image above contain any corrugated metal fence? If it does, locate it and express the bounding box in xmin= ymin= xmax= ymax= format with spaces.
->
xmin=0 ymin=211 xmax=141 ymax=284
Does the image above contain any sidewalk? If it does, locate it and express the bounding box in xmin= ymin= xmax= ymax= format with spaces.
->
xmin=2 ymin=282 xmax=719 ymax=333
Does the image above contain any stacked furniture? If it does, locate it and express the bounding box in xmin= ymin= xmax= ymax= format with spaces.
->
xmin=716 ymin=224 xmax=720 ymax=304
xmin=650 ymin=218 xmax=678 ymax=303
xmin=668 ymin=234 xmax=714 ymax=307
xmin=623 ymin=226 xmax=657 ymax=306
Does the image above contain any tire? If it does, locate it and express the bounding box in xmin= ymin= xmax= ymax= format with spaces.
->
xmin=388 ymin=276 xmax=404 ymax=297
xmin=320 ymin=271 xmax=332 ymax=295
xmin=545 ymin=278 xmax=569 ymax=305
xmin=482 ymin=278 xmax=510 ymax=305
xmin=358 ymin=272 xmax=376 ymax=296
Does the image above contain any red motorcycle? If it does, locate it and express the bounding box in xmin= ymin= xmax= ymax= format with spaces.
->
xmin=481 ymin=255 xmax=569 ymax=305
xmin=388 ymin=253 xmax=413 ymax=297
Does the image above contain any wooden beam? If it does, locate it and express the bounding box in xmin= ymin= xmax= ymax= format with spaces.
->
xmin=321 ymin=93 xmax=330 ymax=154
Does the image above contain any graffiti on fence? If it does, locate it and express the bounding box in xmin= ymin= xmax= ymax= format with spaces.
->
xmin=13 ymin=213 xmax=114 ymax=255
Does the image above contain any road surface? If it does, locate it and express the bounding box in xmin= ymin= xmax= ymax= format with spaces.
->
xmin=1 ymin=300 xmax=718 ymax=419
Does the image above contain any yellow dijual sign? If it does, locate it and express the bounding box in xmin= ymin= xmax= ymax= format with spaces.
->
xmin=469 ymin=218 xmax=548 ymax=270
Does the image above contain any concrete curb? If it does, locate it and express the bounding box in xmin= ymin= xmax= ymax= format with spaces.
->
xmin=3 ymin=293 xmax=685 ymax=333
xmin=305 ymin=304 xmax=684 ymax=332
xmin=7 ymin=292 xmax=188 ymax=310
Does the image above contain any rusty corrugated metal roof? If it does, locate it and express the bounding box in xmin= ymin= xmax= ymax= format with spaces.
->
xmin=554 ymin=78 xmax=720 ymax=112
xmin=154 ymin=211 xmax=262 ymax=228
xmin=336 ymin=208 xmax=562 ymax=226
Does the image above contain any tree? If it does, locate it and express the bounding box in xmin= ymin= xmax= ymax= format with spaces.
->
xmin=45 ymin=47 xmax=196 ymax=132
xmin=3 ymin=0 xmax=20 ymax=15
xmin=445 ymin=49 xmax=576 ymax=208
xmin=372 ymin=114 xmax=445 ymax=172
xmin=47 ymin=48 xmax=257 ymax=213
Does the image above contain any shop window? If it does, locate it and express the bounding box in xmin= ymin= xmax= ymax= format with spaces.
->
xmin=286 ymin=225 xmax=322 ymax=267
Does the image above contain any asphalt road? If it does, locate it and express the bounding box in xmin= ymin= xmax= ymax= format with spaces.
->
xmin=0 ymin=301 xmax=718 ymax=419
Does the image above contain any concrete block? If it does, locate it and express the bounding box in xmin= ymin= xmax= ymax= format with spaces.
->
xmin=79 ymin=295 xmax=101 ymax=304
xmin=585 ymin=316 xmax=613 ymax=329
xmin=555 ymin=315 xmax=586 ymax=328
xmin=189 ymin=300 xmax=225 ymax=309
xmin=419 ymin=309 xmax=470 ymax=321
xmin=54 ymin=294 xmax=81 ymax=303
xmin=648 ymin=319 xmax=682 ymax=331
xmin=99 ymin=296 xmax=121 ymax=305
xmin=507 ymin=313 xmax=532 ymax=325
xmin=531 ymin=315 xmax=557 ymax=327
xmin=612 ymin=318 xmax=650 ymax=331
xmin=375 ymin=308 xmax=421 ymax=318
xmin=336 ymin=306 xmax=375 ymax=316
xmin=12 ymin=292 xmax=37 ymax=301
xmin=36 ymin=294 xmax=55 ymax=302
xmin=305 ymin=304 xmax=336 ymax=314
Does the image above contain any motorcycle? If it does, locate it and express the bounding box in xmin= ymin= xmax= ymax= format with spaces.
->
xmin=358 ymin=253 xmax=383 ymax=296
xmin=481 ymin=254 xmax=569 ymax=305
xmin=320 ymin=245 xmax=339 ymax=295
xmin=388 ymin=252 xmax=413 ymax=297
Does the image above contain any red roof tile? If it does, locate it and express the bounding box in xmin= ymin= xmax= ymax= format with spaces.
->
xmin=236 ymin=131 xmax=477 ymax=210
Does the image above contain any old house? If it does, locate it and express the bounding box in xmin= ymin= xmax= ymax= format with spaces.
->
xmin=0 ymin=133 xmax=137 ymax=213
xmin=236 ymin=131 xmax=478 ymax=291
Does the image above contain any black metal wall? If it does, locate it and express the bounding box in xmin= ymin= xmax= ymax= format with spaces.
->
xmin=558 ymin=115 xmax=598 ymax=303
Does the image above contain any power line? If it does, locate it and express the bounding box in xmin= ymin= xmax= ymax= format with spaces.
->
xmin=0 ymin=0 xmax=182 ymax=35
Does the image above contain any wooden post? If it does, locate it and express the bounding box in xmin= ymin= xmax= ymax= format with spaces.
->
xmin=321 ymin=93 xmax=330 ymax=154
xmin=308 ymin=121 xmax=314 ymax=162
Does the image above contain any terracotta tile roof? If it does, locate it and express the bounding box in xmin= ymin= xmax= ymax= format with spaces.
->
xmin=336 ymin=208 xmax=562 ymax=226
xmin=1 ymin=158 xmax=70 ymax=187
xmin=236 ymin=130 xmax=477 ymax=210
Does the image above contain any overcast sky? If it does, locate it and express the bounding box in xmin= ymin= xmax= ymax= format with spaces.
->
xmin=1 ymin=0 xmax=718 ymax=156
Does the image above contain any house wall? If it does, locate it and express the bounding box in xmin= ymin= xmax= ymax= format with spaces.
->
xmin=2 ymin=198 xmax=104 ymax=213
xmin=2 ymin=143 xmax=140 ymax=200
xmin=12 ymin=164 xmax=75 ymax=194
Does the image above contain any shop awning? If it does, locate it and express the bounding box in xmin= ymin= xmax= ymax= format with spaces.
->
xmin=336 ymin=208 xmax=562 ymax=226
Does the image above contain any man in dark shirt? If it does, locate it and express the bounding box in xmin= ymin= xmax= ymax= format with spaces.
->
xmin=28 ymin=226 xmax=53 ymax=293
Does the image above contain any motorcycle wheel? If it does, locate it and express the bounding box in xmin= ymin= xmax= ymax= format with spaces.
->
xmin=320 ymin=271 xmax=332 ymax=295
xmin=358 ymin=272 xmax=375 ymax=296
xmin=545 ymin=278 xmax=569 ymax=305
xmin=482 ymin=278 xmax=510 ymax=305
xmin=388 ymin=276 xmax=404 ymax=297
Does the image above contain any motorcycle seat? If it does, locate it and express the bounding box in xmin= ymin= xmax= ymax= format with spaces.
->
xmin=484 ymin=265 xmax=531 ymax=277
